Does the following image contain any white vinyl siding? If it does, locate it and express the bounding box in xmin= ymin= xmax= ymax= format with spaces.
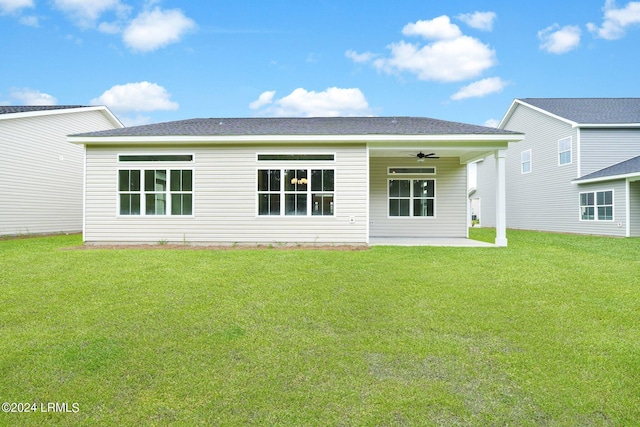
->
xmin=370 ymin=157 xmax=466 ymax=238
xmin=0 ymin=109 xmax=120 ymax=235
xmin=83 ymin=145 xmax=368 ymax=244
xmin=580 ymin=129 xmax=640 ymax=176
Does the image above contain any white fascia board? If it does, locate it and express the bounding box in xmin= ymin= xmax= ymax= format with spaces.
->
xmin=575 ymin=123 xmax=640 ymax=129
xmin=572 ymin=171 xmax=640 ymax=184
xmin=501 ymin=99 xmax=578 ymax=128
xmin=69 ymin=133 xmax=523 ymax=146
xmin=0 ymin=105 xmax=122 ymax=125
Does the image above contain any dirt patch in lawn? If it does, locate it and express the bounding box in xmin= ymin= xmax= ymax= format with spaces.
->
xmin=61 ymin=243 xmax=369 ymax=251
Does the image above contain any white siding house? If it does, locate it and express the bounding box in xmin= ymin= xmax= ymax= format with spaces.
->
xmin=475 ymin=98 xmax=640 ymax=237
xmin=0 ymin=106 xmax=123 ymax=236
xmin=69 ymin=117 xmax=522 ymax=246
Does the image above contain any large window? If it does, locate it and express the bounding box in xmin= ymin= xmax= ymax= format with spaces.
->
xmin=388 ymin=179 xmax=435 ymax=217
xmin=258 ymin=169 xmax=334 ymax=216
xmin=558 ymin=137 xmax=572 ymax=165
xmin=521 ymin=149 xmax=531 ymax=174
xmin=580 ymin=190 xmax=613 ymax=221
xmin=118 ymin=169 xmax=192 ymax=216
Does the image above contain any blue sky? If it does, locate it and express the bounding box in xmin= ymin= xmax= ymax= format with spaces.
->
xmin=2 ymin=0 xmax=640 ymax=126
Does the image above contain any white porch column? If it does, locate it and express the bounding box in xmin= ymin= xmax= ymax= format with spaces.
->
xmin=495 ymin=150 xmax=508 ymax=247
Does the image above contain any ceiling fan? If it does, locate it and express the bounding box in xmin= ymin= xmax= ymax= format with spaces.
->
xmin=411 ymin=152 xmax=440 ymax=162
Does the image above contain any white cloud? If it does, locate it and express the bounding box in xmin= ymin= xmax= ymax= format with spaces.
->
xmin=10 ymin=88 xmax=57 ymax=105
xmin=53 ymin=0 xmax=130 ymax=28
xmin=538 ymin=24 xmax=581 ymax=54
xmin=122 ymin=7 xmax=196 ymax=52
xmin=587 ymin=0 xmax=640 ymax=40
xmin=90 ymin=81 xmax=179 ymax=113
xmin=350 ymin=16 xmax=496 ymax=83
xmin=457 ymin=11 xmax=497 ymax=31
xmin=402 ymin=16 xmax=462 ymax=40
xmin=345 ymin=50 xmax=377 ymax=63
xmin=373 ymin=36 xmax=496 ymax=82
xmin=451 ymin=77 xmax=508 ymax=100
xmin=251 ymin=87 xmax=371 ymax=117
xmin=249 ymin=91 xmax=276 ymax=110
xmin=484 ymin=118 xmax=500 ymax=128
xmin=0 ymin=0 xmax=33 ymax=15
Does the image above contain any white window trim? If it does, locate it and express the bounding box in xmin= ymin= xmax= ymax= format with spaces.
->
xmin=387 ymin=166 xmax=436 ymax=175
xmin=117 ymin=153 xmax=196 ymax=163
xmin=116 ymin=167 xmax=195 ymax=218
xmin=255 ymin=167 xmax=336 ymax=217
xmin=558 ymin=137 xmax=572 ymax=166
xmin=256 ymin=153 xmax=336 ymax=163
xmin=387 ymin=178 xmax=436 ymax=219
xmin=579 ymin=189 xmax=614 ymax=222
xmin=521 ymin=149 xmax=531 ymax=174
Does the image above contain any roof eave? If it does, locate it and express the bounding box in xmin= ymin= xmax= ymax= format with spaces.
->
xmin=0 ymin=105 xmax=123 ymax=128
xmin=499 ymin=99 xmax=578 ymax=129
xmin=68 ymin=133 xmax=523 ymax=146
xmin=572 ymin=172 xmax=640 ymax=184
xmin=575 ymin=123 xmax=640 ymax=129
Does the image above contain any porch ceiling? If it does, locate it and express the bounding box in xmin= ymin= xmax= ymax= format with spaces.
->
xmin=368 ymin=145 xmax=502 ymax=164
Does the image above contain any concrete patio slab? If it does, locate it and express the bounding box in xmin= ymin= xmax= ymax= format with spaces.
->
xmin=368 ymin=237 xmax=495 ymax=247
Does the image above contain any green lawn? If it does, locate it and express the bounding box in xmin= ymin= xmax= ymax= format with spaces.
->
xmin=0 ymin=230 xmax=638 ymax=426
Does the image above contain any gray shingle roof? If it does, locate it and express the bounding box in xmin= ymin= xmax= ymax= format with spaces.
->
xmin=0 ymin=105 xmax=87 ymax=115
xmin=575 ymin=155 xmax=640 ymax=182
xmin=519 ymin=98 xmax=640 ymax=124
xmin=73 ymin=116 xmax=521 ymax=138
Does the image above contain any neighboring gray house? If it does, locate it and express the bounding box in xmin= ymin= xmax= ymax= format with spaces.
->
xmin=0 ymin=106 xmax=123 ymax=236
xmin=69 ymin=117 xmax=523 ymax=246
xmin=475 ymin=98 xmax=640 ymax=237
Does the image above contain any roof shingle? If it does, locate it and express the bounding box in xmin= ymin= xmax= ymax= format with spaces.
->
xmin=73 ymin=116 xmax=520 ymax=138
xmin=0 ymin=105 xmax=87 ymax=115
xmin=519 ymin=98 xmax=640 ymax=124
xmin=575 ymin=155 xmax=640 ymax=182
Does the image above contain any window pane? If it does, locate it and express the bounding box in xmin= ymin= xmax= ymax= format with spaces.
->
xmin=399 ymin=180 xmax=410 ymax=197
xmin=145 ymin=170 xmax=154 ymax=191
xmin=269 ymin=170 xmax=280 ymax=191
xmin=399 ymin=199 xmax=410 ymax=216
xmin=183 ymin=170 xmax=192 ymax=191
xmin=258 ymin=194 xmax=270 ymax=215
xmin=119 ymin=170 xmax=129 ymax=192
xmin=597 ymin=190 xmax=613 ymax=205
xmin=560 ymin=151 xmax=571 ymax=165
xmin=323 ymin=170 xmax=334 ymax=191
xmin=581 ymin=206 xmax=594 ymax=220
xmin=598 ymin=206 xmax=613 ymax=221
xmin=120 ymin=194 xmax=131 ymax=215
xmin=171 ymin=194 xmax=192 ymax=215
xmin=413 ymin=198 xmax=434 ymax=217
xmin=389 ymin=180 xmax=400 ymax=197
xmin=170 ymin=170 xmax=180 ymax=192
xmin=311 ymin=170 xmax=322 ymax=191
xmin=389 ymin=199 xmax=399 ymax=216
xmin=146 ymin=194 xmax=166 ymax=215
xmin=285 ymin=194 xmax=307 ymax=215
xmin=312 ymin=194 xmax=334 ymax=215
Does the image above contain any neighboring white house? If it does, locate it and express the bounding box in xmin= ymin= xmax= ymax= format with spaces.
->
xmin=69 ymin=117 xmax=523 ymax=246
xmin=0 ymin=106 xmax=123 ymax=236
xmin=475 ymin=98 xmax=640 ymax=237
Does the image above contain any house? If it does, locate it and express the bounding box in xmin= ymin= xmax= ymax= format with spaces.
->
xmin=68 ymin=117 xmax=523 ymax=246
xmin=0 ymin=105 xmax=123 ymax=236
xmin=474 ymin=98 xmax=640 ymax=237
